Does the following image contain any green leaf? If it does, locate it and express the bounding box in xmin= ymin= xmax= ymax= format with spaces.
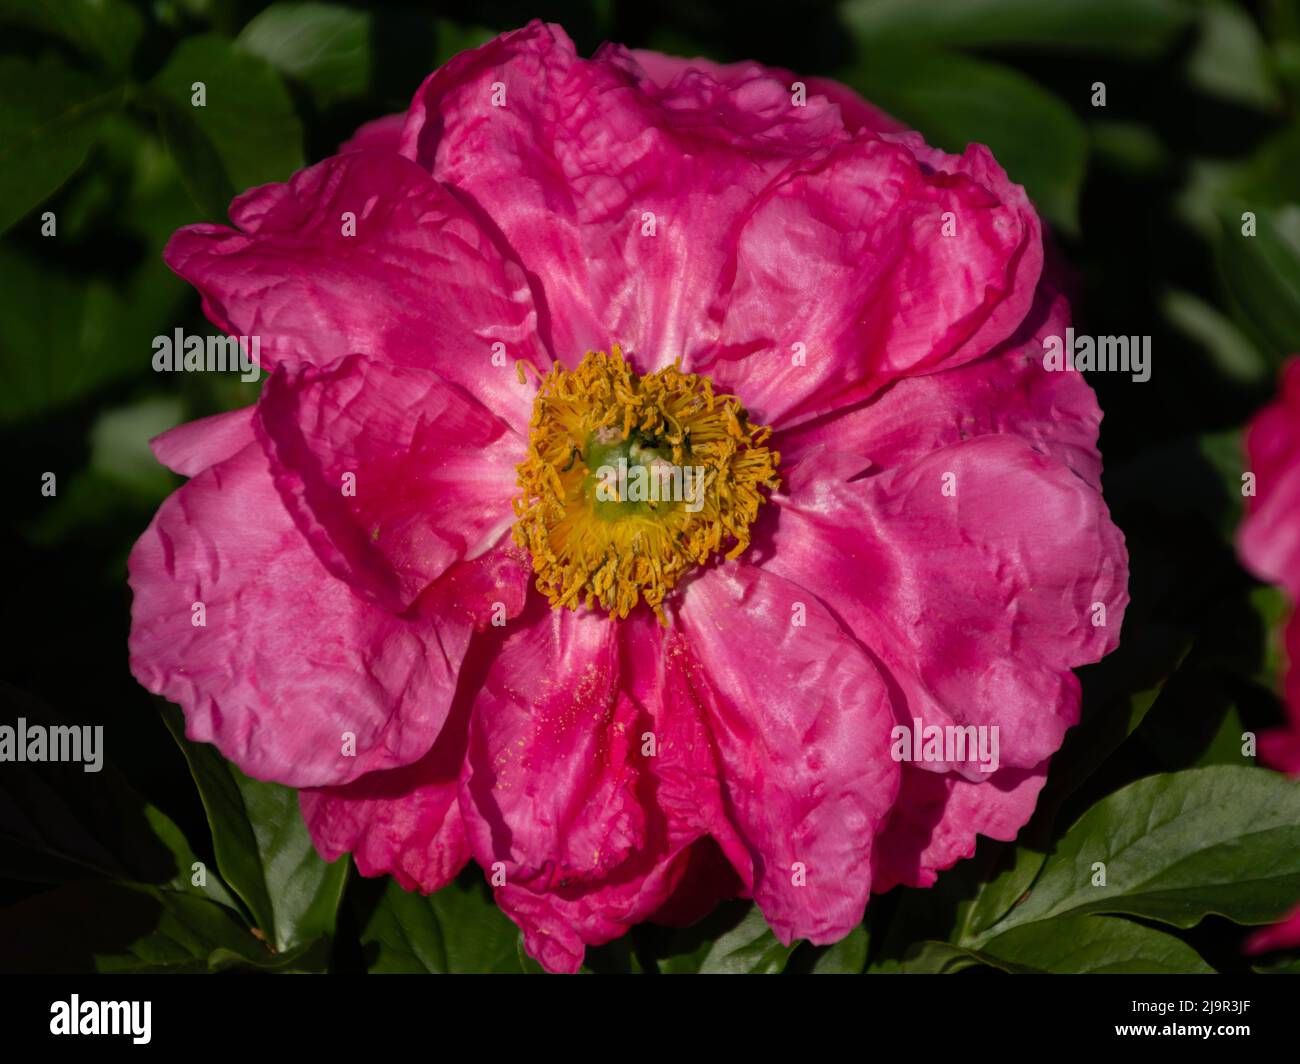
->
xmin=0 ymin=881 xmax=272 ymax=973
xmin=237 ymin=2 xmax=370 ymax=105
xmin=970 ymin=767 xmax=1300 ymax=943
xmin=148 ymin=34 xmax=303 ymax=219
xmin=1216 ymin=204 xmax=1300 ymax=363
xmin=961 ymin=844 xmax=1048 ymax=944
xmin=1089 ymin=120 xmax=1169 ymax=178
xmin=839 ymin=0 xmax=1190 ymax=58
xmin=0 ymin=116 xmax=197 ymax=427
xmin=1163 ymin=288 xmax=1271 ymax=385
xmin=838 ymin=48 xmax=1087 ymax=233
xmin=84 ymin=397 xmax=183 ymax=496
xmin=160 ymin=705 xmax=348 ymax=954
xmin=1186 ymin=1 xmax=1281 ymax=111
xmin=0 ymin=0 xmax=143 ymax=73
xmin=208 ymin=935 xmax=333 ymax=973
xmin=236 ymin=3 xmax=495 ymax=108
xmin=0 ymin=686 xmax=237 ymax=910
xmin=697 ymin=906 xmax=795 ymax=974
xmin=1182 ymin=127 xmax=1300 ymax=241
xmin=651 ymin=901 xmax=757 ymax=973
xmin=887 ymin=939 xmax=1027 ymax=974
xmin=359 ymin=875 xmax=520 ymax=973
xmin=0 ymin=248 xmax=167 ymax=425
xmin=1251 ymin=584 xmax=1292 ymax=687
xmin=980 ymin=914 xmax=1214 ymax=973
xmin=963 ymin=649 xmax=1187 ymax=941
xmin=30 ymin=397 xmax=183 ymax=539
xmin=0 ymin=56 xmax=123 ymax=235
xmin=810 ymin=924 xmax=868 ymax=974
xmin=1233 ymin=125 xmax=1300 ymax=209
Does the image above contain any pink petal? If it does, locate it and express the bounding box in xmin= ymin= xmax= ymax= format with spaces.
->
xmin=1239 ymin=358 xmax=1300 ymax=776
xmin=149 ymin=407 xmax=256 ymax=477
xmin=458 ymin=606 xmax=743 ymax=972
xmin=255 ymin=353 xmax=520 ymax=612
xmin=497 ymin=849 xmax=693 ymax=974
xmin=1259 ymin=727 xmax=1300 ymax=776
xmin=871 ymin=763 xmax=1048 ymax=892
xmin=779 ymin=284 xmax=1104 ymax=496
xmin=761 ymin=433 xmax=1127 ymax=775
xmin=498 ymin=614 xmax=750 ymax=968
xmin=651 ymin=625 xmax=753 ymax=880
xmin=696 ymin=135 xmax=1042 ymax=428
xmin=299 ymin=665 xmax=475 ymax=892
xmin=804 ymin=76 xmax=906 ymax=135
xmin=163 ymin=150 xmax=547 ymax=432
xmin=617 ymin=49 xmax=904 ymax=135
xmin=1244 ymin=903 xmax=1300 ymax=954
xmin=459 ymin=603 xmax=645 ymax=891
xmin=429 ymin=542 xmax=532 ymax=633
xmin=1258 ymin=612 xmax=1300 ymax=775
xmin=1241 ymin=359 xmax=1300 ymax=600
xmin=339 ymin=113 xmax=406 ymax=154
xmin=459 ymin=604 xmax=698 ymax=971
xmin=648 ymin=836 xmax=749 ymax=927
xmin=402 ymin=21 xmax=850 ymax=371
xmin=676 ymin=562 xmax=901 ymax=945
xmin=128 ymin=442 xmax=471 ymax=787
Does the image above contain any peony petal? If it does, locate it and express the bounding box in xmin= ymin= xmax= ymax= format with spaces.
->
xmin=299 ymin=727 xmax=470 ymax=893
xmin=696 ymin=136 xmax=1042 ymax=429
xmin=149 ymin=407 xmax=256 ymax=477
xmin=761 ymin=433 xmax=1127 ymax=776
xmin=778 ymin=285 xmax=1104 ymax=497
xmin=647 ymin=836 xmax=748 ymax=928
xmin=339 ymin=112 xmax=406 ymax=154
xmin=676 ymin=562 xmax=900 ymax=945
xmin=298 ymin=644 xmax=483 ymax=892
xmin=128 ymin=442 xmax=471 ymax=787
xmin=618 ymin=49 xmax=904 ymax=135
xmin=1258 ymin=611 xmax=1300 ymax=775
xmin=1239 ymin=358 xmax=1300 ymax=779
xmin=1241 ymin=359 xmax=1300 ymax=600
xmin=458 ymin=605 xmax=734 ymax=972
xmin=402 ymin=21 xmax=850 ymax=371
xmin=650 ymin=625 xmax=753 ymax=879
xmin=255 ymin=353 xmax=521 ymax=612
xmin=495 ymin=848 xmax=692 ymax=973
xmin=430 ymin=541 xmax=532 ymax=633
xmin=871 ymin=763 xmax=1048 ymax=892
xmin=458 ymin=601 xmax=646 ymax=891
xmin=164 ymin=150 xmax=546 ymax=432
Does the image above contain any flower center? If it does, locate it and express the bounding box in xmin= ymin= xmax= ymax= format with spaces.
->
xmin=512 ymin=347 xmax=780 ymax=621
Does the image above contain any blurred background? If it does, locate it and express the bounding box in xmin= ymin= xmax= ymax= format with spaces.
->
xmin=1 ymin=0 xmax=1298 ymax=973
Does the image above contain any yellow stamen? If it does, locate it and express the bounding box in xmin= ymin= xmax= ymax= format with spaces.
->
xmin=512 ymin=347 xmax=779 ymax=622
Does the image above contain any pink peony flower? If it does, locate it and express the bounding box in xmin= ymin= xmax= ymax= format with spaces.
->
xmin=1238 ymin=358 xmax=1300 ymax=956
xmin=1240 ymin=358 xmax=1300 ymax=777
xmin=129 ymin=21 xmax=1129 ymax=972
